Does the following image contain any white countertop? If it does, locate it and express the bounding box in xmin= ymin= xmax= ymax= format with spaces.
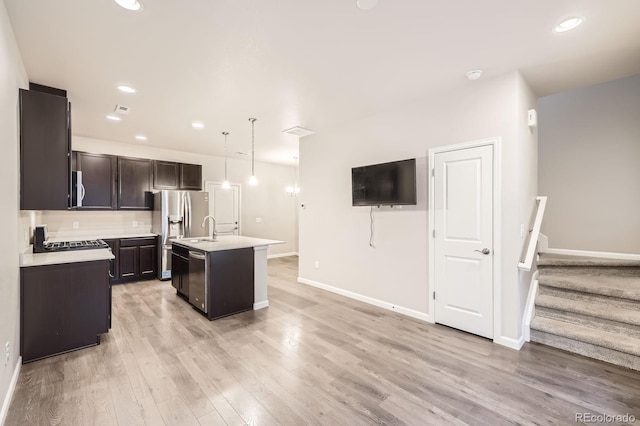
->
xmin=20 ymin=246 xmax=115 ymax=268
xmin=172 ymin=235 xmax=284 ymax=252
xmin=47 ymin=232 xmax=157 ymax=243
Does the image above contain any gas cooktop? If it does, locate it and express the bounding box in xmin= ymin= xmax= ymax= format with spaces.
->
xmin=39 ymin=239 xmax=110 ymax=253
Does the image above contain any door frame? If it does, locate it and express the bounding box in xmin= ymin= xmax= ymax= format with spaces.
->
xmin=428 ymin=137 xmax=502 ymax=342
xmin=204 ymin=181 xmax=242 ymax=236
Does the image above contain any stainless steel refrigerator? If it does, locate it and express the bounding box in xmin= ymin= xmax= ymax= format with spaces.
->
xmin=152 ymin=190 xmax=210 ymax=280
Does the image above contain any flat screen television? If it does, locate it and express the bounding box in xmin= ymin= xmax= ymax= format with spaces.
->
xmin=352 ymin=158 xmax=417 ymax=206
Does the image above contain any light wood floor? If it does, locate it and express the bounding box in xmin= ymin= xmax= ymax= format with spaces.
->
xmin=7 ymin=256 xmax=640 ymax=425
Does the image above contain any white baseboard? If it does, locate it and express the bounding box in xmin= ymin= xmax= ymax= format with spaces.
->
xmin=494 ymin=335 xmax=525 ymax=350
xmin=1 ymin=357 xmax=21 ymax=426
xmin=267 ymin=252 xmax=298 ymax=259
xmin=253 ymin=300 xmax=269 ymax=310
xmin=297 ymin=277 xmax=432 ymax=323
xmin=523 ymin=271 xmax=539 ymax=343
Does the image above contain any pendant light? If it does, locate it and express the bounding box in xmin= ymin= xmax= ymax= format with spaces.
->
xmin=222 ymin=131 xmax=230 ymax=190
xmin=248 ymin=118 xmax=258 ymax=186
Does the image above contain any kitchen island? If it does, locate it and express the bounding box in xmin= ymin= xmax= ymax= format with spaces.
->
xmin=172 ymin=235 xmax=283 ymax=320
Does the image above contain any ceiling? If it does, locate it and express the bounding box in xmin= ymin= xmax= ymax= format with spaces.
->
xmin=5 ymin=0 xmax=640 ymax=166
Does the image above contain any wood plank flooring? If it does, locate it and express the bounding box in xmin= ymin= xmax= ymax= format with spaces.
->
xmin=6 ymin=256 xmax=640 ymax=425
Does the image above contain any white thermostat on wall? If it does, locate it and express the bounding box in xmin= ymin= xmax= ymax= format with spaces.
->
xmin=527 ymin=109 xmax=537 ymax=128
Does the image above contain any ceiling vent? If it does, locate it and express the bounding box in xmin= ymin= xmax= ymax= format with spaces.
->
xmin=114 ymin=104 xmax=130 ymax=115
xmin=282 ymin=126 xmax=315 ymax=137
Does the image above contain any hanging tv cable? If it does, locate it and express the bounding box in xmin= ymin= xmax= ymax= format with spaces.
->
xmin=369 ymin=206 xmax=375 ymax=248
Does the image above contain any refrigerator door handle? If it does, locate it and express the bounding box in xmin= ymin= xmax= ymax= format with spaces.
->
xmin=186 ymin=192 xmax=192 ymax=237
xmin=182 ymin=192 xmax=187 ymax=237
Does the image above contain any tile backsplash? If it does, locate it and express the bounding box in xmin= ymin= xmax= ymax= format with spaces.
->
xmin=21 ymin=210 xmax=152 ymax=241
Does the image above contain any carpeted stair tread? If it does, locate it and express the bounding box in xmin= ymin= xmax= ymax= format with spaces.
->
xmin=530 ymin=331 xmax=640 ymax=371
xmin=530 ymin=316 xmax=640 ymax=357
xmin=536 ymin=293 xmax=640 ymax=327
xmin=538 ymin=274 xmax=640 ymax=301
xmin=535 ymin=307 xmax=640 ymax=339
xmin=538 ymin=285 xmax=640 ymax=311
xmin=538 ymin=253 xmax=640 ymax=268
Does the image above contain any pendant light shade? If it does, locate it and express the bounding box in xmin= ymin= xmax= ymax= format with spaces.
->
xmin=248 ymin=118 xmax=258 ymax=186
xmin=222 ymin=131 xmax=230 ymax=190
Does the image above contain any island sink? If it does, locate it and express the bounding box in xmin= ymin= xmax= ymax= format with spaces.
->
xmin=187 ymin=237 xmax=218 ymax=243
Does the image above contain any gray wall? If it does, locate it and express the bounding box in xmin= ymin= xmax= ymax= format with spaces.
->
xmin=0 ymin=1 xmax=27 ymax=418
xmin=299 ymin=71 xmax=538 ymax=346
xmin=539 ymin=74 xmax=640 ymax=254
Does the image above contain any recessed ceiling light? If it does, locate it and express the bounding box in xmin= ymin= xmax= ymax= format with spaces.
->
xmin=466 ymin=69 xmax=484 ymax=81
xmin=106 ymin=115 xmax=122 ymax=121
xmin=114 ymin=0 xmax=142 ymax=11
xmin=191 ymin=121 xmax=205 ymax=129
xmin=554 ymin=17 xmax=584 ymax=33
xmin=117 ymin=85 xmax=136 ymax=94
xmin=135 ymin=135 xmax=147 ymax=141
xmin=357 ymin=0 xmax=378 ymax=10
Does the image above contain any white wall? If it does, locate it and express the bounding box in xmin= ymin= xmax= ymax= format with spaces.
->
xmin=298 ymin=71 xmax=538 ymax=346
xmin=515 ymin=74 xmax=540 ymax=332
xmin=0 ymin=2 xmax=27 ymax=419
xmin=539 ymin=74 xmax=640 ymax=254
xmin=71 ymin=137 xmax=298 ymax=255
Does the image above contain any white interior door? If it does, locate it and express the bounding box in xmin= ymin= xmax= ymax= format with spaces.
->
xmin=433 ymin=145 xmax=493 ymax=338
xmin=205 ymin=182 xmax=240 ymax=236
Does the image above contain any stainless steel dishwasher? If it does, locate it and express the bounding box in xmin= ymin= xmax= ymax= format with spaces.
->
xmin=188 ymin=251 xmax=208 ymax=313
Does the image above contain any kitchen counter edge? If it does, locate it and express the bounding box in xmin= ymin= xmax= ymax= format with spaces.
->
xmin=172 ymin=236 xmax=284 ymax=253
xmin=20 ymin=246 xmax=115 ymax=268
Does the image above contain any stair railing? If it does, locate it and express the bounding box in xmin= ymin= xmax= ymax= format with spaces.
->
xmin=518 ymin=196 xmax=547 ymax=272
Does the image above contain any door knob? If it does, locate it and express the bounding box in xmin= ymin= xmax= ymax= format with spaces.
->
xmin=474 ymin=248 xmax=491 ymax=255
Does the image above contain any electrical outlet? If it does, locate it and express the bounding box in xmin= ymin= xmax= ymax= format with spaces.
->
xmin=5 ymin=341 xmax=9 ymax=366
xmin=255 ymin=217 xmax=262 ymax=223
xmin=314 ymin=260 xmax=320 ymax=269
xmin=133 ymin=221 xmax=138 ymax=227
xmin=72 ymin=221 xmax=79 ymax=229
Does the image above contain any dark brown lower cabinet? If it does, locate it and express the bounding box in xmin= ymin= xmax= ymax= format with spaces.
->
xmin=207 ymin=248 xmax=254 ymax=320
xmin=113 ymin=236 xmax=158 ymax=283
xmin=171 ymin=244 xmax=189 ymax=298
xmin=20 ymin=260 xmax=111 ymax=363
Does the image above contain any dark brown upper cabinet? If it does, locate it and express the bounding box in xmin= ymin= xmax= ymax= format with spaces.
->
xmin=73 ymin=151 xmax=117 ymax=210
xmin=20 ymin=87 xmax=71 ymax=210
xmin=153 ymin=160 xmax=180 ymax=189
xmin=117 ymin=157 xmax=152 ymax=210
xmin=180 ymin=163 xmax=202 ymax=190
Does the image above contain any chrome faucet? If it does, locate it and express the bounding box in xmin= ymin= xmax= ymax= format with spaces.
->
xmin=201 ymin=215 xmax=217 ymax=240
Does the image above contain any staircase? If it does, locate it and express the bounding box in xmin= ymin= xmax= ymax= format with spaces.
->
xmin=530 ymin=253 xmax=640 ymax=371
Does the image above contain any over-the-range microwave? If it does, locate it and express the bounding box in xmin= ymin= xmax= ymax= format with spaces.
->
xmin=71 ymin=171 xmax=85 ymax=208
